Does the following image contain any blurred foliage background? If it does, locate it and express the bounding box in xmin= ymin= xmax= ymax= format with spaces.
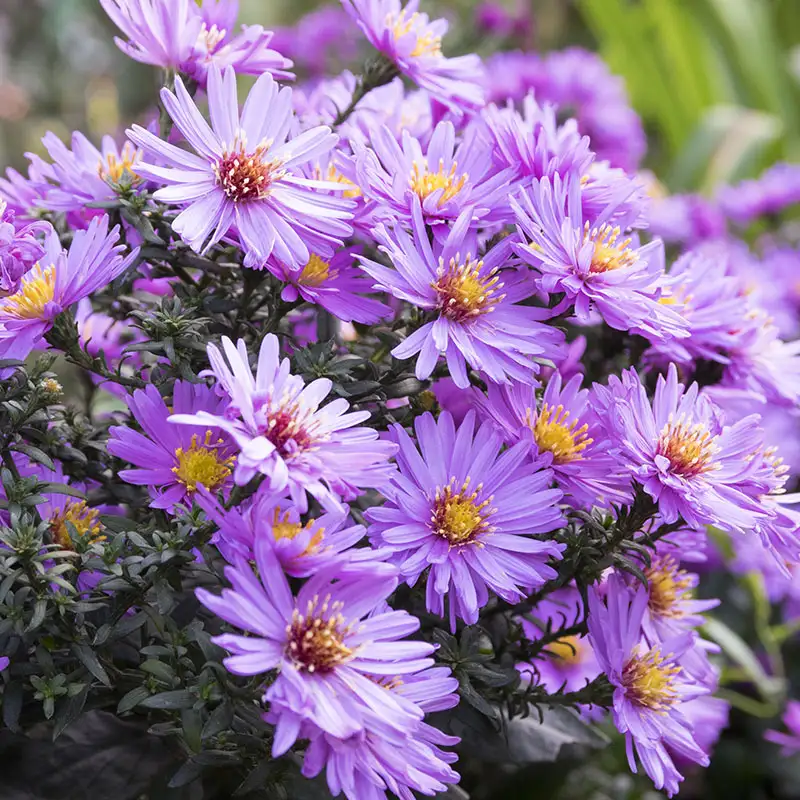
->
xmin=3 ymin=2 xmax=800 ymax=799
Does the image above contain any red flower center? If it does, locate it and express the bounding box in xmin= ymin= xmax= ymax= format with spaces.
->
xmin=214 ymin=145 xmax=283 ymax=203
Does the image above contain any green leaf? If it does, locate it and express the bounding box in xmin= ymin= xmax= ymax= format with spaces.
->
xmin=11 ymin=443 xmax=54 ymax=470
xmin=202 ymin=701 xmax=234 ymax=740
xmin=71 ymin=643 xmax=112 ymax=687
xmin=3 ymin=681 xmax=23 ymax=732
xmin=139 ymin=690 xmax=196 ymax=710
xmin=52 ymin=683 xmax=90 ymax=740
xmin=36 ymin=482 xmax=86 ymax=499
xmin=117 ymin=686 xmax=152 ymax=714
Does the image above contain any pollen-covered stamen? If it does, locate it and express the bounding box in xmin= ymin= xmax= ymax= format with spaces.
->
xmin=50 ymin=500 xmax=104 ymax=547
xmin=432 ymin=254 xmax=504 ymax=323
xmin=198 ymin=23 xmax=227 ymax=54
xmin=656 ymin=417 xmax=718 ymax=478
xmin=388 ymin=10 xmax=442 ymax=57
xmin=259 ymin=395 xmax=323 ymax=459
xmin=584 ymin=222 xmax=637 ymax=274
xmin=431 ymin=476 xmax=495 ymax=545
xmin=285 ymin=594 xmax=356 ymax=673
xmin=271 ymin=507 xmax=325 ymax=554
xmin=172 ymin=431 xmax=234 ymax=492
xmin=545 ymin=635 xmax=584 ymax=665
xmin=214 ymin=143 xmax=284 ymax=203
xmin=645 ymin=555 xmax=693 ymax=618
xmin=410 ymin=159 xmax=467 ymax=207
xmin=622 ymin=647 xmax=681 ymax=711
xmin=99 ymin=142 xmax=142 ymax=184
xmin=298 ymin=254 xmax=336 ymax=288
xmin=3 ymin=264 xmax=56 ymax=319
xmin=531 ymin=403 xmax=593 ymax=464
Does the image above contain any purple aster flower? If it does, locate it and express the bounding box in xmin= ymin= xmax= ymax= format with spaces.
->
xmin=36 ymin=132 xmax=143 ymax=227
xmin=766 ymin=700 xmax=800 ymax=756
xmin=512 ymin=174 xmax=687 ymax=343
xmin=0 ymin=215 xmax=138 ymax=363
xmin=99 ymin=0 xmax=292 ymax=84
xmin=588 ymin=573 xmax=709 ymax=797
xmin=518 ymin=587 xmax=601 ymax=695
xmin=169 ymin=334 xmax=397 ymax=512
xmin=0 ymin=657 xmax=8 ymax=672
xmin=674 ymin=694 xmax=729 ymax=762
xmin=197 ymin=490 xmax=370 ymax=577
xmin=196 ymin=539 xmax=434 ymax=749
xmin=472 ymin=372 xmax=631 ymax=508
xmin=645 ymin=247 xmax=754 ymax=368
xmin=341 ymin=0 xmax=484 ymax=112
xmin=367 ymin=410 xmax=565 ymax=629
xmin=299 ymin=667 xmax=460 ymax=800
xmin=360 ymin=202 xmax=566 ymax=388
xmin=0 ymin=201 xmax=50 ymax=297
xmin=483 ymin=95 xmax=593 ymax=185
xmin=0 ymin=157 xmax=55 ymax=220
xmin=128 ymin=66 xmax=353 ymax=270
xmin=648 ymin=193 xmax=726 ymax=246
xmin=356 ymin=120 xmax=515 ymax=232
xmin=271 ymin=6 xmax=358 ymax=77
xmin=264 ymin=246 xmax=391 ymax=324
xmin=718 ymin=162 xmax=800 ymax=226
xmin=108 ymin=381 xmax=236 ymax=512
xmin=592 ymin=364 xmax=767 ymax=532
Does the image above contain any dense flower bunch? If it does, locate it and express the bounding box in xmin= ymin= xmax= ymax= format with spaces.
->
xmin=2 ymin=2 xmax=800 ymax=799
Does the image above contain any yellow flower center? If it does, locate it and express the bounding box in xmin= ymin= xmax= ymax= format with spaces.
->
xmin=271 ymin=508 xmax=325 ymax=554
xmin=50 ymin=500 xmax=104 ymax=547
xmin=3 ymin=264 xmax=56 ymax=319
xmin=389 ymin=10 xmax=442 ymax=57
xmin=98 ymin=143 xmax=141 ymax=184
xmin=645 ymin=555 xmax=692 ymax=618
xmin=322 ymin=164 xmax=362 ymax=199
xmin=545 ymin=635 xmax=584 ymax=665
xmin=622 ymin=648 xmax=681 ymax=711
xmin=172 ymin=432 xmax=234 ymax=492
xmin=286 ymin=595 xmax=355 ymax=673
xmin=432 ymin=255 xmax=503 ymax=323
xmin=430 ymin=478 xmax=494 ymax=545
xmin=531 ymin=403 xmax=593 ymax=464
xmin=214 ymin=143 xmax=285 ymax=203
xmin=410 ymin=159 xmax=467 ymax=207
xmin=584 ymin=223 xmax=637 ymax=274
xmin=298 ymin=254 xmax=335 ymax=288
xmin=656 ymin=418 xmax=717 ymax=478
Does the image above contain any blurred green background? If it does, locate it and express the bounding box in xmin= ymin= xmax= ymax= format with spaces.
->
xmin=2 ymin=0 xmax=800 ymax=194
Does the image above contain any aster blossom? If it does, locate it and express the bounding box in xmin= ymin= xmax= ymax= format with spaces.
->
xmin=472 ymin=372 xmax=631 ymax=507
xmin=108 ymin=381 xmax=236 ymax=512
xmin=356 ymin=120 xmax=515 ymax=232
xmin=588 ymin=573 xmax=710 ymax=797
xmin=766 ymin=700 xmax=800 ymax=756
xmin=342 ymin=0 xmax=484 ymax=112
xmin=0 ymin=201 xmax=50 ymax=297
xmin=127 ymin=65 xmax=353 ymax=270
xmin=592 ymin=364 xmax=767 ymax=533
xmin=512 ymin=174 xmax=687 ymax=342
xmin=169 ymin=334 xmax=397 ymax=512
xmin=99 ymin=0 xmax=292 ymax=84
xmin=360 ymin=202 xmax=566 ymax=388
xmin=0 ymin=215 xmax=138 ymax=362
xmin=196 ymin=538 xmax=435 ymax=750
xmin=367 ymin=410 xmax=565 ymax=629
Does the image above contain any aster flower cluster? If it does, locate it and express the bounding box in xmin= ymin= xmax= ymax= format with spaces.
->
xmin=3 ymin=2 xmax=800 ymax=799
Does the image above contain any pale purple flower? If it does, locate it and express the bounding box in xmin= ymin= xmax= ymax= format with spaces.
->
xmin=718 ymin=162 xmax=800 ymax=226
xmin=0 ymin=201 xmax=50 ymax=297
xmin=356 ymin=120 xmax=516 ymax=231
xmin=127 ymin=65 xmax=353 ymax=270
xmin=472 ymin=372 xmax=631 ymax=508
xmin=108 ymin=381 xmax=236 ymax=512
xmin=367 ymin=411 xmax=565 ymax=629
xmin=360 ymin=202 xmax=565 ymax=388
xmin=592 ymin=364 xmax=767 ymax=533
xmin=0 ymin=216 xmax=138 ymax=362
xmin=196 ymin=540 xmax=434 ymax=750
xmin=512 ymin=174 xmax=688 ymax=343
xmin=100 ymin=0 xmax=292 ymax=84
xmin=588 ymin=573 xmax=709 ymax=797
xmin=766 ymin=700 xmax=800 ymax=756
xmin=342 ymin=0 xmax=484 ymax=112
xmin=169 ymin=334 xmax=397 ymax=512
